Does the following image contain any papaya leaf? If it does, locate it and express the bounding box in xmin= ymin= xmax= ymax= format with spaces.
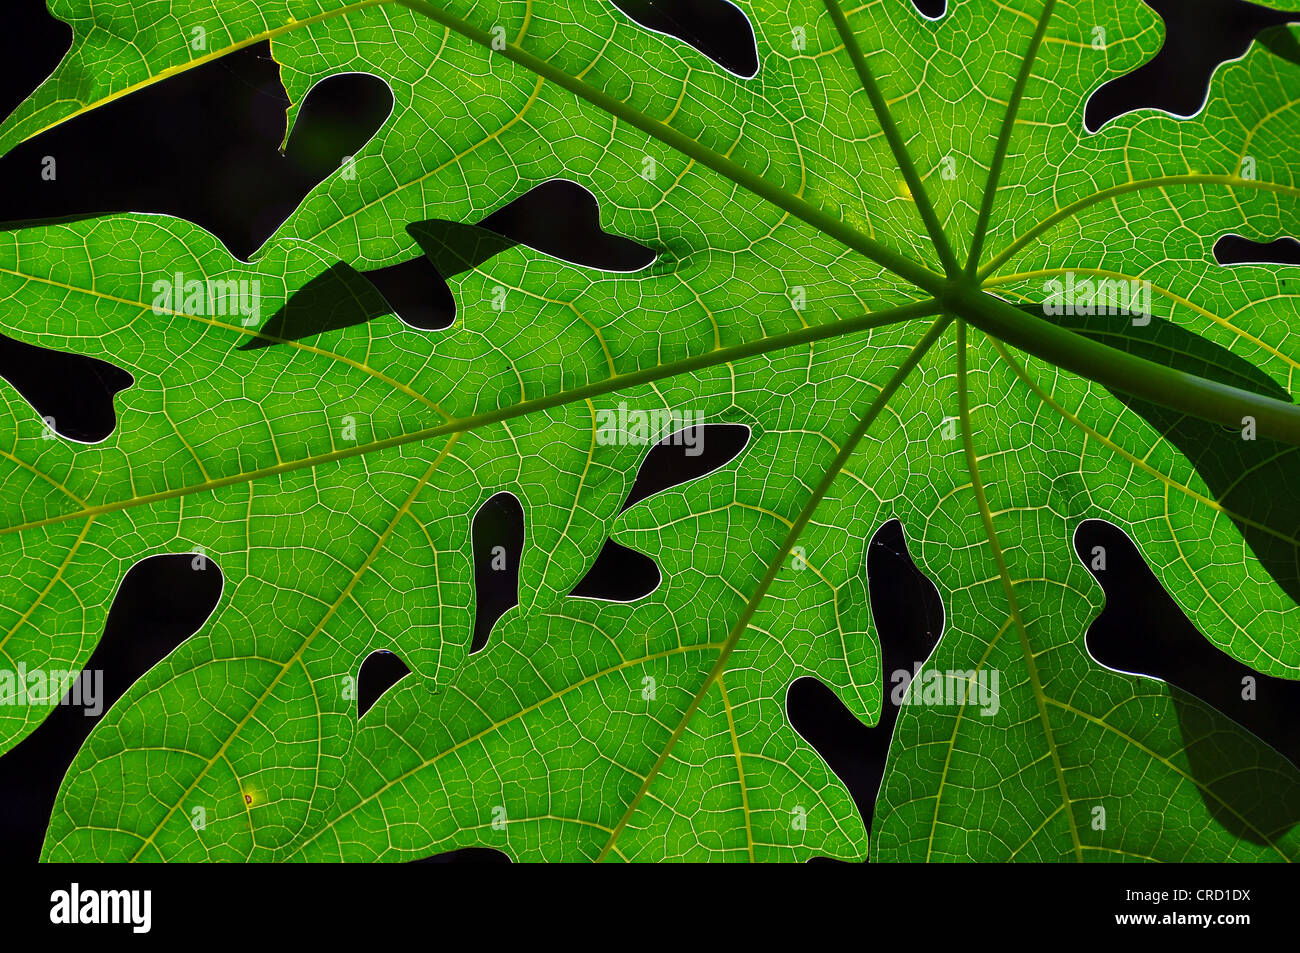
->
xmin=1 ymin=0 xmax=1298 ymax=862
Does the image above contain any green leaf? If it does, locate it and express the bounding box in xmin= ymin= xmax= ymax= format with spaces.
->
xmin=1 ymin=0 xmax=1298 ymax=862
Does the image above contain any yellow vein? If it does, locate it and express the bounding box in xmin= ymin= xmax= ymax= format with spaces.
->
xmin=925 ymin=613 xmax=1012 ymax=861
xmin=955 ymin=319 xmax=1083 ymax=861
xmin=1043 ymin=697 xmax=1292 ymax=860
xmin=129 ymin=435 xmax=459 ymax=861
xmin=0 ymin=263 xmax=450 ymax=418
xmin=980 ymin=175 xmax=1300 ymax=279
xmin=0 ymin=300 xmax=938 ymax=538
xmin=991 ymin=338 xmax=1300 ymax=550
xmin=985 ymin=268 xmax=1300 ymax=373
xmin=717 ymin=675 xmax=755 ymax=862
xmin=967 ymin=0 xmax=1057 ymax=274
xmin=595 ymin=313 xmax=954 ymax=861
xmin=821 ymin=0 xmax=960 ymax=276
xmin=0 ymin=516 xmax=95 ymax=658
xmin=288 ymin=640 xmax=727 ymax=858
xmin=10 ymin=2 xmax=392 ymax=146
